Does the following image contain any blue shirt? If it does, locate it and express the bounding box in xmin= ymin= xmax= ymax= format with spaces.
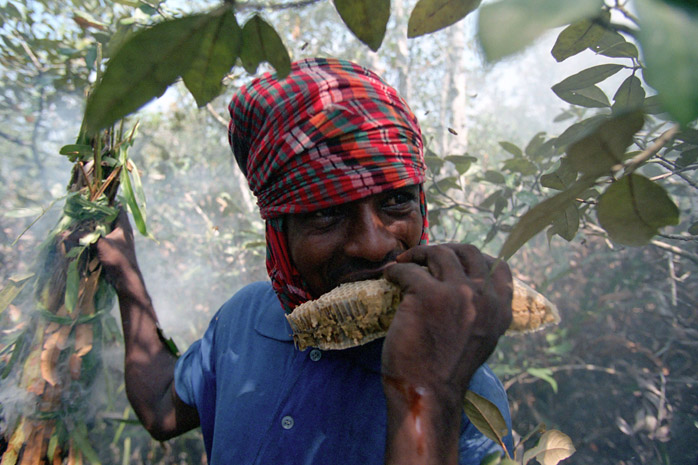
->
xmin=175 ymin=281 xmax=513 ymax=464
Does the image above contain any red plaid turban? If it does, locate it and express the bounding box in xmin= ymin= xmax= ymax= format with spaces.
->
xmin=228 ymin=57 xmax=428 ymax=311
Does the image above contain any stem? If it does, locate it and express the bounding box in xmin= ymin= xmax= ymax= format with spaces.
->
xmin=78 ymin=162 xmax=96 ymax=199
xmin=650 ymin=240 xmax=698 ymax=266
xmin=92 ymin=165 xmax=122 ymax=201
xmin=235 ymin=0 xmax=323 ymax=11
xmin=623 ymin=125 xmax=680 ymax=175
xmin=93 ymin=44 xmax=104 ymax=187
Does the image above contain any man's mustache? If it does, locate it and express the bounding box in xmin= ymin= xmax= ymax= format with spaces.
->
xmin=328 ymin=251 xmax=401 ymax=287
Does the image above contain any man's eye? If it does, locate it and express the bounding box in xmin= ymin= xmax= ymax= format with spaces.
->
xmin=384 ymin=191 xmax=416 ymax=208
xmin=312 ymin=206 xmax=343 ymax=219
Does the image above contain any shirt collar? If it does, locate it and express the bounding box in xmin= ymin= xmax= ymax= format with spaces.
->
xmin=254 ymin=294 xmax=294 ymax=342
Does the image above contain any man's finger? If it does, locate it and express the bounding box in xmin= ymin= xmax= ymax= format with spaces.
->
xmin=440 ymin=244 xmax=490 ymax=282
xmin=396 ymin=245 xmax=467 ymax=282
xmin=383 ymin=262 xmax=431 ymax=290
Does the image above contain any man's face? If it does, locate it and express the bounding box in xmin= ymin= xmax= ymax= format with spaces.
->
xmin=285 ymin=185 xmax=423 ymax=298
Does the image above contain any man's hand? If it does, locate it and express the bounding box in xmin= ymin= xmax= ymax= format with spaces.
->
xmin=95 ymin=209 xmax=141 ymax=294
xmin=381 ymin=243 xmax=513 ymax=465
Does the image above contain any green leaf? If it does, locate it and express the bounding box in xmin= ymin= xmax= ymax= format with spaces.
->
xmin=589 ymin=28 xmax=639 ymax=58
xmin=555 ymin=114 xmax=609 ymax=148
xmin=676 ymin=128 xmax=698 ymax=144
xmin=1 ymin=330 xmax=25 ymax=379
xmin=636 ymin=0 xmax=698 ymax=125
xmin=71 ymin=422 xmax=102 ymax=465
xmin=0 ymin=274 xmax=33 ymax=315
xmin=445 ymin=154 xmax=477 ymax=175
xmin=45 ymin=433 xmax=58 ymax=463
xmin=550 ymin=204 xmax=580 ymax=241
xmin=463 ymin=390 xmax=509 ymax=445
xmin=597 ymin=174 xmax=680 ymax=246
xmin=522 ymin=430 xmax=576 ymax=465
xmin=480 ymin=451 xmax=504 ymax=465
xmin=552 ymin=64 xmax=624 ymax=95
xmin=555 ymin=85 xmax=610 ymax=108
xmin=527 ymin=367 xmax=558 ymax=393
xmin=478 ymin=0 xmax=603 ymax=62
xmin=240 ymin=15 xmax=291 ymax=77
xmin=540 ymin=158 xmax=577 ymax=190
xmin=499 ymin=141 xmax=522 ymax=157
xmin=84 ymin=13 xmax=213 ymax=133
xmin=688 ymin=221 xmax=698 ymax=235
xmin=65 ymin=253 xmax=82 ymax=313
xmin=677 ymin=147 xmax=698 ymax=167
xmin=182 ymin=8 xmax=242 ymax=107
xmin=643 ymin=95 xmax=664 ymax=115
xmin=551 ymin=12 xmax=609 ymax=62
xmin=425 ymin=152 xmax=446 ymax=173
xmin=333 ymin=0 xmax=389 ymax=51
xmin=434 ymin=177 xmax=461 ymax=192
xmin=484 ymin=170 xmax=506 ymax=185
xmin=612 ymin=75 xmax=646 ymax=113
xmin=480 ymin=189 xmax=504 ymax=209
xmin=503 ymin=158 xmax=537 ymax=176
xmin=525 ymin=132 xmax=549 ymax=159
xmin=515 ymin=191 xmax=539 ymax=207
xmin=119 ymin=151 xmax=151 ymax=238
xmin=567 ymin=110 xmax=645 ymax=176
xmin=499 ymin=178 xmax=593 ymax=259
xmin=63 ymin=193 xmax=119 ymax=224
xmin=59 ymin=144 xmax=93 ymax=162
xmin=407 ymin=0 xmax=481 ymax=38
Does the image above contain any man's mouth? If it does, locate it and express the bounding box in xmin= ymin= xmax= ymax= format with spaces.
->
xmin=336 ymin=261 xmax=396 ymax=286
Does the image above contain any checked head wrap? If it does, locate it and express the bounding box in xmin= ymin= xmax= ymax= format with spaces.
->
xmin=228 ymin=57 xmax=428 ymax=311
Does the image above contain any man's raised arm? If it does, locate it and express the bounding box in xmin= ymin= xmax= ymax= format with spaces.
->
xmin=96 ymin=210 xmax=199 ymax=440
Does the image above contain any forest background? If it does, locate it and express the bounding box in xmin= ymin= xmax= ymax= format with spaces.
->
xmin=0 ymin=0 xmax=696 ymax=464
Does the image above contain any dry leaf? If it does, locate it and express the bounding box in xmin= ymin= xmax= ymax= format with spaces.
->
xmin=41 ymin=325 xmax=71 ymax=386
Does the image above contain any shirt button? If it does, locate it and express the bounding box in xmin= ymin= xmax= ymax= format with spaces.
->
xmin=309 ymin=349 xmax=322 ymax=362
xmin=281 ymin=416 xmax=294 ymax=430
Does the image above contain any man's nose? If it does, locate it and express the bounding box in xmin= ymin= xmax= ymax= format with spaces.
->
xmin=343 ymin=203 xmax=396 ymax=262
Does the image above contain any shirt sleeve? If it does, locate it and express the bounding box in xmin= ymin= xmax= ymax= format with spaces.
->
xmin=458 ymin=363 xmax=514 ymax=464
xmin=174 ymin=309 xmax=219 ymax=410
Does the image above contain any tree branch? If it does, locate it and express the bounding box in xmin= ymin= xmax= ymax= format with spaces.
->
xmin=235 ymin=0 xmax=324 ymax=11
xmin=624 ymin=125 xmax=680 ymax=174
xmin=503 ymin=363 xmax=620 ymax=391
xmin=206 ymin=103 xmax=228 ymax=128
xmin=0 ymin=129 xmax=29 ymax=147
xmin=650 ymin=240 xmax=698 ymax=266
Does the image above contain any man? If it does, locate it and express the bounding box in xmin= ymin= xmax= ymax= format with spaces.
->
xmin=97 ymin=57 xmax=514 ymax=465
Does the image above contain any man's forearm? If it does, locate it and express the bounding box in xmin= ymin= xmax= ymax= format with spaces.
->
xmin=115 ymin=271 xmax=199 ymax=440
xmin=384 ymin=376 xmax=464 ymax=465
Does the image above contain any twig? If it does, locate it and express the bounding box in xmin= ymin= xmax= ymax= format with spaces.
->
xmin=16 ymin=34 xmax=44 ymax=71
xmin=613 ymin=0 xmax=641 ymax=27
xmin=206 ymin=103 xmax=229 ymax=127
xmin=77 ymin=162 xmax=96 ymax=199
xmin=653 ymin=156 xmax=698 ymax=190
xmin=658 ymin=233 xmax=698 ymax=242
xmin=235 ymin=0 xmax=323 ymax=11
xmin=624 ymin=125 xmax=680 ymax=174
xmin=92 ymin=166 xmax=122 ymax=201
xmin=11 ymin=196 xmax=66 ymax=246
xmin=650 ymin=240 xmax=698 ymax=266
xmin=0 ymin=129 xmax=29 ymax=147
xmin=503 ymin=363 xmax=620 ymax=391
